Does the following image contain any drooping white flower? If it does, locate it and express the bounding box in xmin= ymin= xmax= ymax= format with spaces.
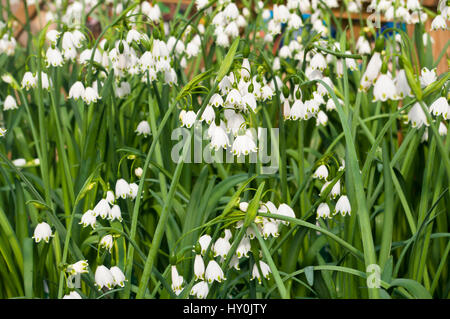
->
xmin=93 ymin=199 xmax=110 ymax=219
xmin=46 ymin=47 xmax=64 ymax=67
xmin=335 ymin=195 xmax=351 ymax=216
xmin=128 ymin=182 xmax=138 ymax=200
xmin=179 ymin=110 xmax=197 ymax=128
xmin=82 ymin=86 xmax=100 ymax=104
xmin=135 ymin=167 xmax=143 ymax=178
xmin=310 ymin=53 xmax=327 ymax=71
xmin=356 ymin=36 xmax=371 ymax=55
xmin=3 ymin=95 xmax=18 ymax=110
xmin=32 ymin=222 xmax=53 ymax=243
xmin=109 ymin=205 xmax=122 ymax=222
xmin=407 ymin=102 xmax=429 ymax=129
xmin=68 ymin=81 xmax=85 ymax=100
xmin=62 ymin=291 xmax=82 ymax=299
xmin=208 ymin=122 xmax=229 ymax=151
xmin=316 ymin=110 xmax=328 ymax=126
xmin=12 ymin=158 xmax=27 ymax=167
xmin=95 ymin=265 xmax=115 ymax=290
xmin=46 ymin=30 xmax=60 ymax=44
xmin=429 ymin=97 xmax=448 ymax=118
xmin=395 ymin=69 xmax=413 ymax=98
xmin=262 ymin=220 xmax=279 ymax=239
xmin=106 ymin=190 xmax=115 ymax=205
xmin=205 ymin=260 xmax=226 ymax=283
xmin=213 ymin=235 xmax=231 ymax=258
xmin=115 ymin=179 xmax=130 ymax=199
xmin=431 ymin=15 xmax=447 ymax=30
xmin=0 ymin=128 xmax=6 ymax=137
xmin=190 ymin=281 xmax=209 ymax=299
xmin=313 ymin=164 xmax=328 ymax=180
xmin=79 ymin=210 xmax=96 ymax=229
xmin=200 ymin=105 xmax=215 ymax=124
xmin=316 ymin=202 xmax=331 ymax=219
xmin=439 ymin=122 xmax=447 ymax=136
xmin=171 ymin=265 xmax=184 ymax=295
xmin=99 ymin=234 xmax=114 ymax=252
xmin=276 ymin=204 xmax=296 ymax=225
xmin=251 ymin=260 xmax=271 ymax=284
xmin=236 ymin=236 xmax=251 ymax=258
xmin=198 ymin=234 xmax=212 ymax=255
xmin=110 ymin=266 xmax=126 ymax=287
xmin=373 ymin=74 xmax=398 ymax=101
xmin=232 ymin=130 xmax=257 ymax=156
xmin=67 ymin=260 xmax=89 ymax=275
xmin=194 ymin=254 xmax=205 ymax=280
xmin=419 ymin=67 xmax=437 ymax=87
xmin=135 ymin=120 xmax=151 ymax=137
xmin=22 ymin=72 xmax=37 ymax=90
xmin=360 ymin=52 xmax=382 ymax=90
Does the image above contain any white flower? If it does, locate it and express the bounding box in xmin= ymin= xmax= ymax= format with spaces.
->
xmin=232 ymin=131 xmax=257 ymax=156
xmin=3 ymin=95 xmax=18 ymax=110
xmin=67 ymin=260 xmax=89 ymax=275
xmin=213 ymin=236 xmax=231 ymax=258
xmin=128 ymin=182 xmax=138 ymax=200
xmin=316 ymin=110 xmax=328 ymax=126
xmin=106 ymin=190 xmax=115 ymax=205
xmin=335 ymin=195 xmax=351 ymax=216
xmin=190 ymin=281 xmax=209 ymax=299
xmin=290 ymin=100 xmax=307 ymax=120
xmin=198 ymin=234 xmax=212 ymax=255
xmin=313 ymin=164 xmax=328 ymax=180
xmin=194 ymin=254 xmax=205 ymax=280
xmin=135 ymin=167 xmax=143 ymax=178
xmin=316 ymin=202 xmax=331 ymax=219
xmin=186 ymin=42 xmax=200 ymax=58
xmin=62 ymin=291 xmax=82 ymax=299
xmin=407 ymin=102 xmax=429 ymax=129
xmin=71 ymin=29 xmax=85 ymax=48
xmin=179 ymin=110 xmax=197 ymax=128
xmin=208 ymin=123 xmax=229 ymax=151
xmin=429 ymin=97 xmax=448 ymax=118
xmin=431 ymin=15 xmax=447 ymax=30
xmin=262 ymin=221 xmax=279 ymax=239
xmin=209 ymin=93 xmax=223 ymax=107
xmin=226 ymin=89 xmax=242 ymax=108
xmin=395 ymin=70 xmax=413 ymax=98
xmin=135 ymin=120 xmax=151 ymax=137
xmin=419 ymin=67 xmax=437 ymax=87
xmin=95 ymin=265 xmax=115 ymax=290
xmin=274 ymin=204 xmax=295 ymax=226
xmin=46 ymin=30 xmax=60 ymax=44
xmin=373 ymin=74 xmax=398 ymax=101
xmin=224 ymin=2 xmax=239 ymax=20
xmin=12 ymin=158 xmax=27 ymax=167
xmin=22 ymin=72 xmax=37 ymax=90
xmin=82 ymin=86 xmax=100 ymax=104
xmin=32 ymin=222 xmax=53 ymax=243
xmin=115 ymin=179 xmax=130 ymax=199
xmin=200 ymin=105 xmax=215 ymax=124
xmin=205 ymin=260 xmax=226 ymax=283
xmin=439 ymin=122 xmax=447 ymax=136
xmin=99 ymin=234 xmax=114 ymax=252
xmin=79 ymin=209 xmax=96 ymax=229
xmin=360 ymin=52 xmax=382 ymax=90
xmin=46 ymin=47 xmax=64 ymax=67
xmin=251 ymin=261 xmax=271 ymax=284
xmin=109 ymin=205 xmax=123 ymax=222
xmin=69 ymin=81 xmax=85 ymax=100
xmin=93 ymin=199 xmax=110 ymax=219
xmin=310 ymin=53 xmax=327 ymax=71
xmin=171 ymin=265 xmax=184 ymax=295
xmin=225 ymin=110 xmax=245 ymax=135
xmin=236 ymin=236 xmax=251 ymax=258
xmin=115 ymin=81 xmax=131 ymax=98
xmin=110 ymin=266 xmax=126 ymax=287
xmin=0 ymin=128 xmax=6 ymax=137
xmin=356 ymin=36 xmax=371 ymax=55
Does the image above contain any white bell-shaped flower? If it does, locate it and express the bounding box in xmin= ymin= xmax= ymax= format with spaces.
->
xmin=190 ymin=281 xmax=209 ymax=299
xmin=69 ymin=81 xmax=85 ymax=100
xmin=429 ymin=97 xmax=448 ymax=118
xmin=79 ymin=210 xmax=96 ymax=229
xmin=110 ymin=266 xmax=126 ymax=287
xmin=251 ymin=260 xmax=271 ymax=284
xmin=32 ymin=222 xmax=53 ymax=243
xmin=198 ymin=234 xmax=212 ymax=255
xmin=95 ymin=265 xmax=115 ymax=290
xmin=205 ymin=260 xmax=226 ymax=283
xmin=93 ymin=199 xmax=110 ymax=219
xmin=316 ymin=202 xmax=331 ymax=219
xmin=3 ymin=95 xmax=18 ymax=110
xmin=135 ymin=120 xmax=151 ymax=137
xmin=194 ymin=254 xmax=205 ymax=280
xmin=313 ymin=164 xmax=329 ymax=180
xmin=335 ymin=195 xmax=351 ymax=216
xmin=115 ymin=179 xmax=130 ymax=199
